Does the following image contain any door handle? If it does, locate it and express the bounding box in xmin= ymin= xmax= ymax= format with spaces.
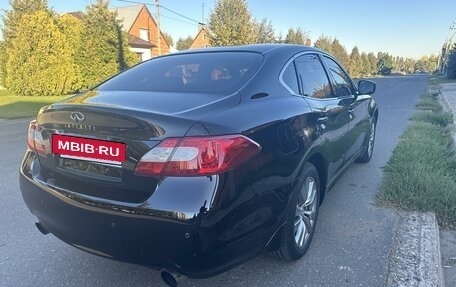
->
xmin=317 ymin=116 xmax=328 ymax=131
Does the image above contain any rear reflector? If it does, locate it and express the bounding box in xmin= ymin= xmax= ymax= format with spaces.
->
xmin=135 ymin=135 xmax=261 ymax=177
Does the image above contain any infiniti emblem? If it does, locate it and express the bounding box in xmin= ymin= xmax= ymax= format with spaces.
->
xmin=70 ymin=112 xmax=85 ymax=123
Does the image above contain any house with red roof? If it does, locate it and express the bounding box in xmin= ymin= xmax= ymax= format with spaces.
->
xmin=113 ymin=5 xmax=170 ymax=61
xmin=189 ymin=25 xmax=211 ymax=49
xmin=68 ymin=5 xmax=170 ymax=62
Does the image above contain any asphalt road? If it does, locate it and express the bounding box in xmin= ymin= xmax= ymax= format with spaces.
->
xmin=0 ymin=75 xmax=427 ymax=287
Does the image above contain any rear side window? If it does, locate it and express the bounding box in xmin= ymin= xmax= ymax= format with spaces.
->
xmin=281 ymin=63 xmax=299 ymax=94
xmin=322 ymin=56 xmax=355 ymax=97
xmin=294 ymin=54 xmax=332 ymax=99
xmin=100 ymin=52 xmax=263 ymax=94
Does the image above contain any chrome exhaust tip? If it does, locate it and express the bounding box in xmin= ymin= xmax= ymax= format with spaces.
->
xmin=160 ymin=269 xmax=183 ymax=287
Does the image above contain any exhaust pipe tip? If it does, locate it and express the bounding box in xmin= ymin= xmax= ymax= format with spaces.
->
xmin=35 ymin=222 xmax=50 ymax=235
xmin=160 ymin=269 xmax=182 ymax=287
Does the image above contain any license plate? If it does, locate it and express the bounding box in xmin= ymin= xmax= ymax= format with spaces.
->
xmin=52 ymin=134 xmax=126 ymax=165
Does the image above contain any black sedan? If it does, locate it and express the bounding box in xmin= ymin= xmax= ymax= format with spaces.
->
xmin=20 ymin=44 xmax=377 ymax=286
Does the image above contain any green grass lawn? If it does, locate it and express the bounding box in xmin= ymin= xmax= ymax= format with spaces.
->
xmin=0 ymin=90 xmax=68 ymax=119
xmin=379 ymin=93 xmax=456 ymax=227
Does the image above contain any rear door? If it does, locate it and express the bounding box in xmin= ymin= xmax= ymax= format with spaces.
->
xmin=293 ymin=53 xmax=351 ymax=182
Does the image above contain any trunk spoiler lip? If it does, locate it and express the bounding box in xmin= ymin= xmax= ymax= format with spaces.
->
xmin=50 ymin=89 xmax=242 ymax=117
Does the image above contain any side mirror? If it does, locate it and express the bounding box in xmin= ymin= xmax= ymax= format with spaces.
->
xmin=358 ymin=80 xmax=376 ymax=95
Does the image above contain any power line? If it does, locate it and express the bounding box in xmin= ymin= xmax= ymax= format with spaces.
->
xmin=110 ymin=3 xmax=199 ymax=26
xmin=114 ymin=0 xmax=148 ymax=6
xmin=158 ymin=4 xmax=201 ymax=24
xmin=160 ymin=14 xmax=199 ymax=26
xmin=115 ymin=0 xmax=202 ymax=24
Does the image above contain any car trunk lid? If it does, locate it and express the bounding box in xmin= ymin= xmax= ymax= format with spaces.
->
xmin=31 ymin=99 xmax=200 ymax=203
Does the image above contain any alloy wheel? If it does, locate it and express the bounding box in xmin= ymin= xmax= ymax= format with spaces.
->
xmin=367 ymin=121 xmax=376 ymax=157
xmin=294 ymin=177 xmax=318 ymax=248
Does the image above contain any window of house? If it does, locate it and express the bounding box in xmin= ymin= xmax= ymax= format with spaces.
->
xmin=139 ymin=29 xmax=150 ymax=41
xmin=295 ymin=54 xmax=332 ymax=99
xmin=135 ymin=52 xmax=143 ymax=63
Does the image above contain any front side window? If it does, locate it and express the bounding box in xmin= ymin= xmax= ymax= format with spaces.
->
xmin=295 ymin=54 xmax=332 ymax=99
xmin=99 ymin=52 xmax=264 ymax=94
xmin=322 ymin=56 xmax=355 ymax=97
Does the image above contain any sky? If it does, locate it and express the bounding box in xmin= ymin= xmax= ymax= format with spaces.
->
xmin=0 ymin=0 xmax=455 ymax=59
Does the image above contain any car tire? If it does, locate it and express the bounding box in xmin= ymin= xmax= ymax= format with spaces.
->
xmin=272 ymin=162 xmax=320 ymax=261
xmin=356 ymin=119 xmax=376 ymax=163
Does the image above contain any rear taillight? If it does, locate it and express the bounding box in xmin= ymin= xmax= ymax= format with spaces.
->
xmin=135 ymin=135 xmax=261 ymax=177
xmin=27 ymin=120 xmax=46 ymax=156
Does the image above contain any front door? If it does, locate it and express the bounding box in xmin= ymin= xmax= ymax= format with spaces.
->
xmin=294 ymin=53 xmax=351 ymax=182
xmin=322 ymin=56 xmax=369 ymax=163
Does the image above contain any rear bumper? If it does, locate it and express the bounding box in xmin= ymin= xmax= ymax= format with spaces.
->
xmin=20 ymin=164 xmax=198 ymax=273
xmin=19 ymin=152 xmax=275 ymax=278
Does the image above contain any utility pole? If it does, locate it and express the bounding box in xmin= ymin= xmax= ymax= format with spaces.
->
xmin=201 ymin=2 xmax=205 ymax=24
xmin=442 ymin=22 xmax=456 ymax=73
xmin=450 ymin=22 xmax=456 ymax=47
xmin=155 ymin=0 xmax=162 ymax=56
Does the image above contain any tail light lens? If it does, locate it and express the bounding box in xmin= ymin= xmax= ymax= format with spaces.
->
xmin=27 ymin=120 xmax=46 ymax=156
xmin=135 ymin=135 xmax=261 ymax=177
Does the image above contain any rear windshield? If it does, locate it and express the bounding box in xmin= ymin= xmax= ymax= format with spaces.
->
xmin=99 ymin=52 xmax=264 ymax=94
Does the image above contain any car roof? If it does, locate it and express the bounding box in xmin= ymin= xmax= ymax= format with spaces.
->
xmin=171 ymin=44 xmax=324 ymax=57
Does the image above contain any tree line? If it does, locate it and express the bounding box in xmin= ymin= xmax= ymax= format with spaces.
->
xmin=0 ymin=0 xmax=440 ymax=97
xmin=0 ymin=0 xmax=137 ymax=97
xmin=204 ymin=0 xmax=439 ymax=78
xmin=313 ymin=35 xmax=438 ymax=77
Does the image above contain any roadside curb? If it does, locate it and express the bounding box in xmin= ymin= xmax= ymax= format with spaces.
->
xmin=387 ymin=212 xmax=444 ymax=287
xmin=0 ymin=118 xmax=32 ymax=124
xmin=437 ymin=85 xmax=454 ymax=119
xmin=438 ymin=90 xmax=452 ymax=114
xmin=436 ymin=83 xmax=456 ymax=151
